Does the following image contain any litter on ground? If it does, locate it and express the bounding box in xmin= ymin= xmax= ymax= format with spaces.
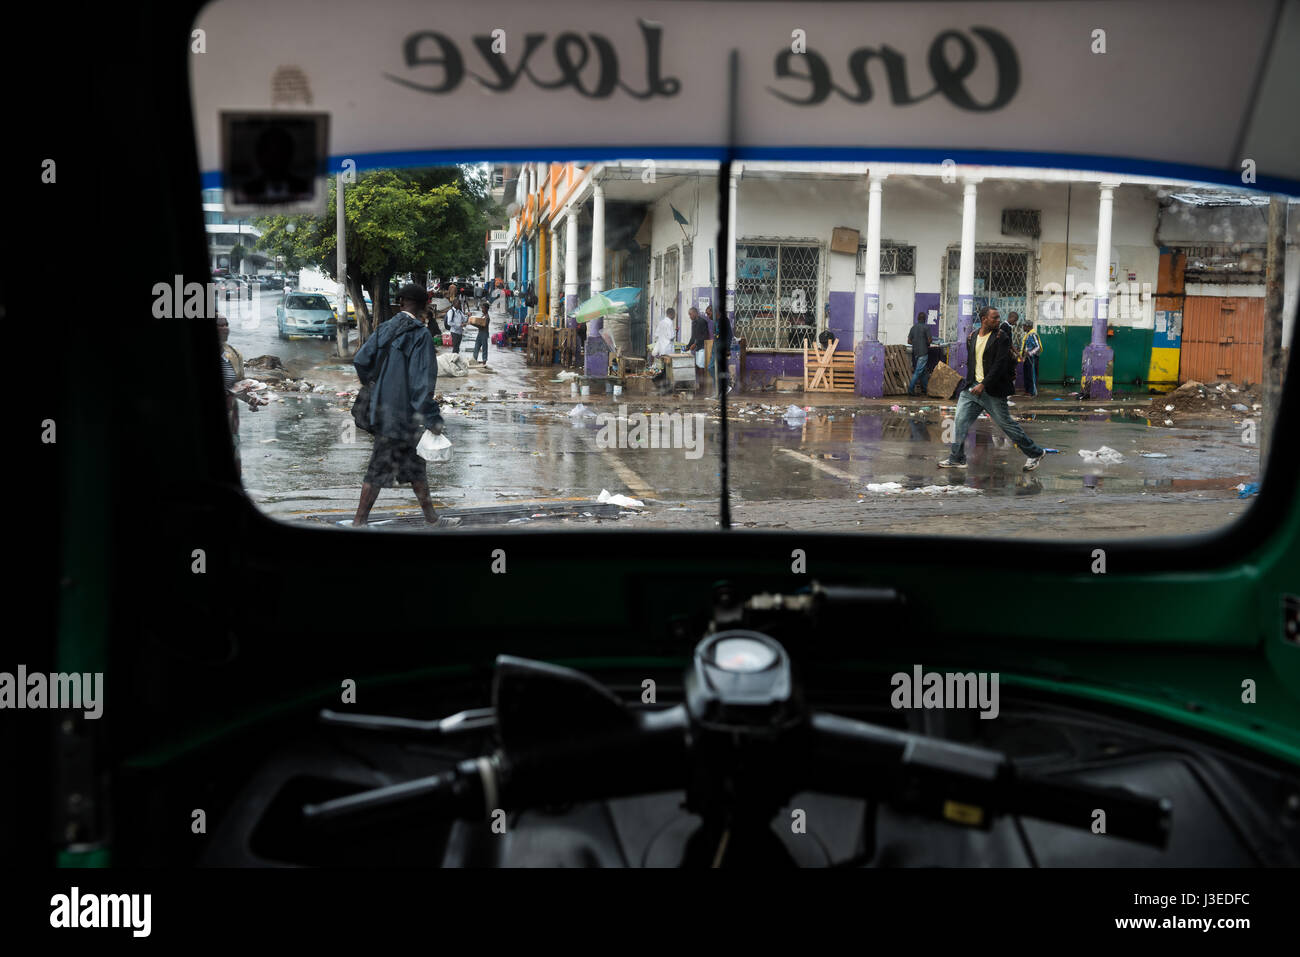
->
xmin=597 ymin=489 xmax=645 ymax=508
xmin=1078 ymin=446 xmax=1124 ymax=464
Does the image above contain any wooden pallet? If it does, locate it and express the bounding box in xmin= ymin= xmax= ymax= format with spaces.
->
xmin=803 ymin=338 xmax=856 ymax=393
xmin=883 ymin=344 xmax=914 ymax=395
xmin=560 ymin=328 xmax=580 ymax=368
xmin=526 ymin=325 xmax=565 ymax=366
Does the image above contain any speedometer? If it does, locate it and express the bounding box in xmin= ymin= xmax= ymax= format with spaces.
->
xmin=712 ymin=637 xmax=777 ymax=673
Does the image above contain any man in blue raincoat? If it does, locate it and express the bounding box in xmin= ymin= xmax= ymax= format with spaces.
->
xmin=351 ymin=283 xmax=445 ymax=527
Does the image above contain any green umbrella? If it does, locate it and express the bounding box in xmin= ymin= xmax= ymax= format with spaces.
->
xmin=570 ymin=291 xmax=630 ymax=323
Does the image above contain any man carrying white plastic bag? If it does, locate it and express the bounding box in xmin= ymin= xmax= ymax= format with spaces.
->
xmin=417 ymin=429 xmax=453 ymax=463
xmin=351 ymin=283 xmax=445 ymax=527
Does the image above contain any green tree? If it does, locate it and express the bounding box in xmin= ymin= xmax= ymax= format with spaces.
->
xmin=253 ymin=165 xmax=494 ymax=344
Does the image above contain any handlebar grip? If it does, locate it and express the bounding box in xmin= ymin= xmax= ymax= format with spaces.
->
xmin=1009 ymin=775 xmax=1172 ymax=849
xmin=302 ymin=760 xmax=488 ymax=832
xmin=806 ymin=712 xmax=1172 ymax=848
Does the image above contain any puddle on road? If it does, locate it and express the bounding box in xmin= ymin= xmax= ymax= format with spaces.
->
xmin=238 ymin=379 xmax=1260 ymax=518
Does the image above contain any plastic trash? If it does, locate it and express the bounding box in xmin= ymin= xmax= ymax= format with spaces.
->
xmin=890 ymin=405 xmax=902 ymax=412
xmin=1236 ymin=482 xmax=1259 ymax=499
xmin=785 ymin=405 xmax=807 ymax=419
xmin=416 ymin=430 xmax=453 ymax=462
xmin=568 ymin=403 xmax=596 ymax=418
xmin=558 ymin=370 xmax=581 ymax=380
xmin=437 ymin=353 xmax=471 ymax=377
xmin=1165 ymin=404 xmax=1175 ymax=412
xmin=1078 ymin=446 xmax=1124 ymax=465
xmin=1043 ymin=448 xmax=1059 ymax=454
xmin=597 ymin=489 xmax=645 ymax=508
xmin=1140 ymin=452 xmax=1170 ymax=458
xmin=1231 ymin=403 xmax=1249 ymax=412
xmin=865 ymin=482 xmax=904 ymax=492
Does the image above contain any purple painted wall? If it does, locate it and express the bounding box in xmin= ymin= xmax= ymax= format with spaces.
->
xmin=741 ymin=350 xmax=803 ymax=392
xmin=827 ymin=291 xmax=855 ymax=349
xmin=914 ymin=292 xmax=941 ymax=338
xmin=584 ymin=316 xmax=609 ymax=376
xmin=855 ymin=340 xmax=885 ymax=397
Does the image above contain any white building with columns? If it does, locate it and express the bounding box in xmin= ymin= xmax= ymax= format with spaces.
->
xmin=501 ymin=160 xmax=1295 ymax=395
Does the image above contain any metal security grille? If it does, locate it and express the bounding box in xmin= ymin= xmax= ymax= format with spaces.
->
xmin=1001 ymin=209 xmax=1041 ymax=238
xmin=942 ymin=249 xmax=1030 ymax=339
xmin=622 ymin=247 xmax=650 ymax=355
xmin=654 ymin=254 xmax=662 ymax=280
xmin=862 ymin=244 xmax=916 ymax=276
xmin=663 ymin=247 xmax=680 ymax=328
xmin=735 ymin=242 xmax=821 ymax=348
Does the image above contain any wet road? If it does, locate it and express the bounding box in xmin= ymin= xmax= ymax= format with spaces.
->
xmin=225 ymin=286 xmax=354 ymax=372
xmin=230 ymin=296 xmax=1261 ymax=537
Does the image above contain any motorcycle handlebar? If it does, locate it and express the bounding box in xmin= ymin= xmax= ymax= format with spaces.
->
xmin=305 ymin=706 xmax=1171 ymax=849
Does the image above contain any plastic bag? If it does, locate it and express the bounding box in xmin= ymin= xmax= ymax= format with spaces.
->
xmin=416 ymin=429 xmax=453 ymax=462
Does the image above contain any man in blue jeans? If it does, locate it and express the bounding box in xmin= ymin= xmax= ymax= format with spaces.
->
xmin=907 ymin=312 xmax=932 ymax=395
xmin=939 ymin=306 xmax=1046 ymax=471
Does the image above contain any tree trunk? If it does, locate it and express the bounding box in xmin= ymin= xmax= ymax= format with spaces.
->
xmin=369 ymin=272 xmax=393 ymax=330
xmin=347 ymin=273 xmax=372 ymax=345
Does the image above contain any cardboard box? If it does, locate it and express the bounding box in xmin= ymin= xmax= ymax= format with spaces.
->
xmin=926 ymin=361 xmax=964 ymax=399
xmin=830 ymin=227 xmax=861 ymax=255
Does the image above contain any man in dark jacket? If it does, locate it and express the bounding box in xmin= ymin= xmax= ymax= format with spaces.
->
xmin=906 ymin=312 xmax=932 ymax=395
xmin=351 ymin=283 xmax=445 ymax=526
xmin=684 ymin=306 xmax=712 ymax=393
xmin=939 ymin=306 xmax=1045 ymax=471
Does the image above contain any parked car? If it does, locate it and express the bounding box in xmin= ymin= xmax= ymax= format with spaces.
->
xmin=331 ymin=293 xmax=372 ymax=326
xmin=277 ymin=292 xmax=337 ymax=340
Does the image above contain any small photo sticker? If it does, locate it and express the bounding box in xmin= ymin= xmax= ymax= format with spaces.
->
xmin=220 ymin=111 xmax=329 ymax=215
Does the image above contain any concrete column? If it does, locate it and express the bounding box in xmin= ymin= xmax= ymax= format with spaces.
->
xmin=590 ymin=184 xmax=605 ymax=295
xmin=519 ymin=238 xmax=528 ymax=321
xmin=565 ymin=209 xmax=579 ymax=327
xmin=1083 ymin=183 xmax=1119 ymax=399
xmin=854 ymin=176 xmax=886 ymax=397
xmin=863 ymin=177 xmax=883 ymax=341
xmin=952 ymin=180 xmax=978 ymax=378
xmin=586 ymin=185 xmax=610 ymax=375
xmin=726 ymin=170 xmax=739 ymax=320
xmin=549 ymin=227 xmax=560 ymax=322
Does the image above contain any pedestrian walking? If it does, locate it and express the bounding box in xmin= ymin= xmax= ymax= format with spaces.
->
xmin=488 ymin=278 xmax=509 ymax=353
xmin=939 ymin=306 xmax=1046 ymax=471
xmin=907 ymin=311 xmax=932 ymax=395
xmin=216 ymin=313 xmax=267 ymax=480
xmin=351 ymin=283 xmax=444 ymax=527
xmin=445 ymin=297 xmax=467 ymax=353
xmin=1021 ymin=318 xmax=1042 ymax=396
